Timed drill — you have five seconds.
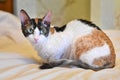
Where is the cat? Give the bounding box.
[19,9,116,71]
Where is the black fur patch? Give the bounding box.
[21,18,50,37]
[54,25,66,32]
[78,19,101,30]
[40,63,54,69]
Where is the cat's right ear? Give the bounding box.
[19,9,30,25]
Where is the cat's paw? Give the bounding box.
[39,63,54,69]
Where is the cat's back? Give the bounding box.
[63,19,100,38]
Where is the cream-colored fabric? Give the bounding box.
[0,11,120,80]
[0,11,41,62]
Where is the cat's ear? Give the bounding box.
[42,11,52,26]
[19,9,31,25]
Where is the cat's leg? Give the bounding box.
[40,58,115,70]
[40,59,65,69]
[39,59,89,69]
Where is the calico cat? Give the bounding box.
[19,9,116,71]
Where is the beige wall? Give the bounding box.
[91,0,120,29]
[91,0,101,26]
[14,0,90,26]
[115,0,120,15]
[36,0,90,26]
[14,0,37,17]
[91,0,115,29]
[115,0,120,29]
[64,0,90,24]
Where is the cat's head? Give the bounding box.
[19,9,52,44]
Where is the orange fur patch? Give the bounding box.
[75,29,104,58]
[50,27,55,34]
[74,29,115,67]
[35,18,39,24]
[93,30,115,67]
[93,55,115,68]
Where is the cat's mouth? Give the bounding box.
[34,40,38,44]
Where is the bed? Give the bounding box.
[0,10,120,80]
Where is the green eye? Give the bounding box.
[40,30,43,34]
[30,28,33,32]
[27,28,34,33]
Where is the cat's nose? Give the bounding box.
[34,38,39,42]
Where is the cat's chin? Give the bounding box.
[34,41,38,44]
[33,40,40,44]
[31,40,39,44]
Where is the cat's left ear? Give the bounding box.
[42,11,52,26]
[19,9,31,25]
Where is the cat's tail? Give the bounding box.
[40,59,114,71]
[67,59,112,71]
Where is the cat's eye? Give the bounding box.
[30,28,33,32]
[27,28,34,34]
[40,26,46,33]
[40,30,43,34]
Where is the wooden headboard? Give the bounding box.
[0,0,13,13]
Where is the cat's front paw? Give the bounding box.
[39,63,54,69]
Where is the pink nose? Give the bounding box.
[34,38,38,42]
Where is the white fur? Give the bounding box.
[79,43,110,67]
[34,28,40,39]
[27,20,96,61]
[65,20,94,38]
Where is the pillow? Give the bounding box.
[0,10,42,63]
